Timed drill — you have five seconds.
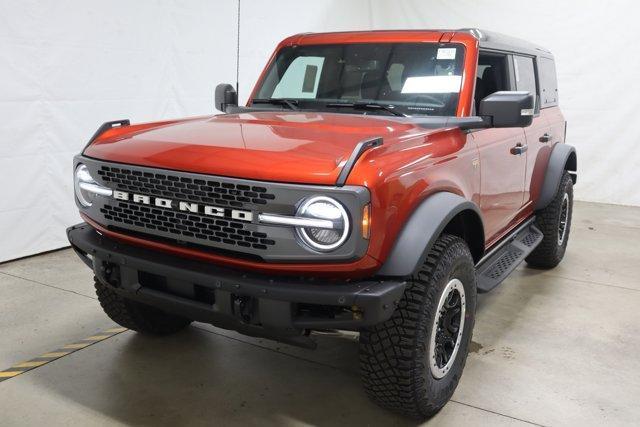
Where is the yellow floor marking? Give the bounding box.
[83,335,112,341]
[41,352,70,358]
[13,360,47,368]
[0,327,128,383]
[62,343,91,349]
[0,371,22,378]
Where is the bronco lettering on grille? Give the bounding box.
[112,190,253,222]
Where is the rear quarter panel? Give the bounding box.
[526,107,566,206]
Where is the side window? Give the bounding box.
[475,52,509,112]
[538,57,558,107]
[272,56,324,99]
[513,55,539,111]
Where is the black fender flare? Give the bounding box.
[377,192,484,277]
[535,143,577,210]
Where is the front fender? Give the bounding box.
[377,192,482,277]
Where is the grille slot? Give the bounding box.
[97,166,275,208]
[100,201,275,251]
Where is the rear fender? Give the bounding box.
[535,144,577,210]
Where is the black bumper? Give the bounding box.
[67,223,405,347]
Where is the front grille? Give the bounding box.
[79,156,368,263]
[97,166,275,208]
[93,165,281,255]
[101,200,275,251]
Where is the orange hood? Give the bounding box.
[84,111,437,185]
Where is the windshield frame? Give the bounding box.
[248,41,469,118]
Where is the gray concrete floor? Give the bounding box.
[1,200,639,426]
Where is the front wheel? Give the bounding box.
[94,278,192,335]
[359,234,477,419]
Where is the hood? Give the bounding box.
[84,111,434,185]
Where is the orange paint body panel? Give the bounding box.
[81,30,564,278]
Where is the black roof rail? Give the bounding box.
[336,137,383,187]
[82,119,130,153]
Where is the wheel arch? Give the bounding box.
[536,143,577,210]
[377,192,485,277]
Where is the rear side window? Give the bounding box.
[538,57,559,107]
[513,55,538,111]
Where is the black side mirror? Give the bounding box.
[215,83,238,112]
[479,91,534,128]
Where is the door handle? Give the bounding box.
[510,143,528,155]
[539,133,552,143]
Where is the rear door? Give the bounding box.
[472,51,527,243]
[512,55,554,208]
[529,56,565,204]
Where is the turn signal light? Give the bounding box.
[362,204,371,239]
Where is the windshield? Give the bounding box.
[254,43,465,116]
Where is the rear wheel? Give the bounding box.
[526,171,573,268]
[94,278,192,335]
[359,234,477,419]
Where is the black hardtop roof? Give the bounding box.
[293,28,554,59]
[459,28,553,58]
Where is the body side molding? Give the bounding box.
[535,143,577,210]
[377,192,483,277]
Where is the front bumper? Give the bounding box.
[67,223,405,348]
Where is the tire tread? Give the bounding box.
[359,234,475,419]
[526,171,573,268]
[95,278,192,335]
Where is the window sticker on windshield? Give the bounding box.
[436,48,456,60]
[401,75,462,94]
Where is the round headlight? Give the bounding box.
[295,196,350,252]
[74,164,97,207]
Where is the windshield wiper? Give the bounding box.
[325,102,407,117]
[251,98,299,110]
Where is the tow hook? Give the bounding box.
[232,294,256,324]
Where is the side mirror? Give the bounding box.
[215,83,238,112]
[479,91,534,128]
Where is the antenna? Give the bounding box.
[236,0,241,101]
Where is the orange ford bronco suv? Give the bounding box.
[68,29,576,418]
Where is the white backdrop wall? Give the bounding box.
[1,0,638,262]
[0,0,240,262]
[370,0,640,208]
[0,0,372,262]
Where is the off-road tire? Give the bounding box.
[526,171,573,268]
[94,277,192,335]
[359,234,477,419]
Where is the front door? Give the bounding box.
[472,51,527,242]
[472,129,527,242]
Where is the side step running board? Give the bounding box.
[476,220,543,293]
